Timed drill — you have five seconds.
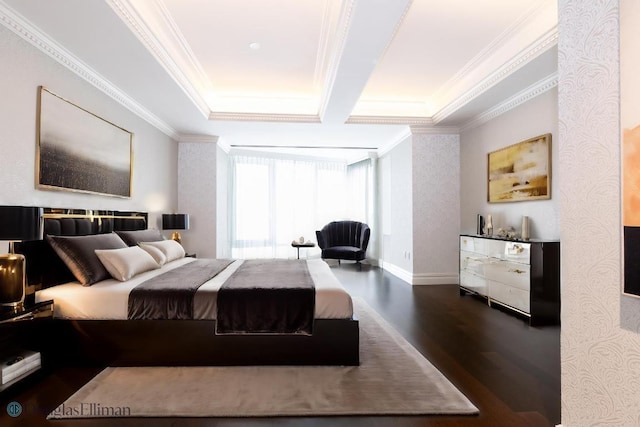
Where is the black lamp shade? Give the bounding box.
[162,214,189,230]
[0,206,43,241]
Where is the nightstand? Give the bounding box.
[0,300,53,324]
[0,300,53,392]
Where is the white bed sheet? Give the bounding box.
[35,258,353,320]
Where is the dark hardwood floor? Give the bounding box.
[0,263,560,427]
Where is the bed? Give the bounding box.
[15,209,359,367]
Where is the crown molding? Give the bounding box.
[433,26,558,124]
[460,72,557,133]
[410,125,460,135]
[209,112,321,123]
[106,0,211,118]
[0,1,178,140]
[433,0,554,102]
[178,134,219,144]
[346,115,431,125]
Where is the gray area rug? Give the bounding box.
[49,298,478,418]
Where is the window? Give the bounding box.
[229,153,374,259]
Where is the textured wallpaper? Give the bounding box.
[412,134,460,282]
[559,1,640,425]
[178,142,217,258]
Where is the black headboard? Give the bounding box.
[14,208,148,291]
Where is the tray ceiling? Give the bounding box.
[0,0,558,154]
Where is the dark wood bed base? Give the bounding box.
[14,207,360,367]
[44,318,359,367]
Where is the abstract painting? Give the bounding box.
[487,134,551,203]
[37,86,133,198]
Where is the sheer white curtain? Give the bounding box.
[229,153,348,259]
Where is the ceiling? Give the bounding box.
[0,0,558,160]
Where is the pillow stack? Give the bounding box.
[47,230,187,285]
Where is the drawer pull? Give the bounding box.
[510,269,526,274]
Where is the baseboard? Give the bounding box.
[412,273,459,285]
[381,262,458,286]
[380,262,413,284]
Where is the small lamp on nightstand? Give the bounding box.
[162,213,189,244]
[0,206,43,310]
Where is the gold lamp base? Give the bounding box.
[0,254,26,309]
[170,232,182,244]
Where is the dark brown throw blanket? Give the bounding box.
[216,259,315,335]
[128,259,233,320]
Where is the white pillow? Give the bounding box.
[138,244,167,265]
[139,239,185,263]
[95,246,160,281]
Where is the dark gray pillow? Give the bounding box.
[46,233,128,286]
[115,229,165,247]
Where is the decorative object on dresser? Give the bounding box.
[476,214,484,235]
[162,213,189,244]
[37,86,133,198]
[459,234,560,325]
[485,214,493,236]
[0,206,43,308]
[488,133,551,203]
[521,216,530,240]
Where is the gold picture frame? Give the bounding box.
[487,133,551,203]
[36,86,133,198]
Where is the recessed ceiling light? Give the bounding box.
[249,42,261,50]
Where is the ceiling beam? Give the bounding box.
[319,0,412,124]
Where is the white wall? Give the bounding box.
[0,25,177,229]
[412,134,460,284]
[178,142,217,258]
[378,136,413,277]
[460,88,559,240]
[559,1,640,426]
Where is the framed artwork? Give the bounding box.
[621,0,640,297]
[487,133,551,203]
[36,86,133,198]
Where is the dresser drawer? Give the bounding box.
[488,281,530,313]
[460,270,488,296]
[484,260,530,291]
[503,242,531,264]
[460,250,487,275]
[475,238,507,259]
[460,236,475,252]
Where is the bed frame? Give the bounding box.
[16,208,360,367]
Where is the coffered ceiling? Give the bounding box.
[0,0,558,156]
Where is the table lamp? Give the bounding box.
[162,213,189,244]
[0,206,43,309]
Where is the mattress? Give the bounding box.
[35,258,353,320]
